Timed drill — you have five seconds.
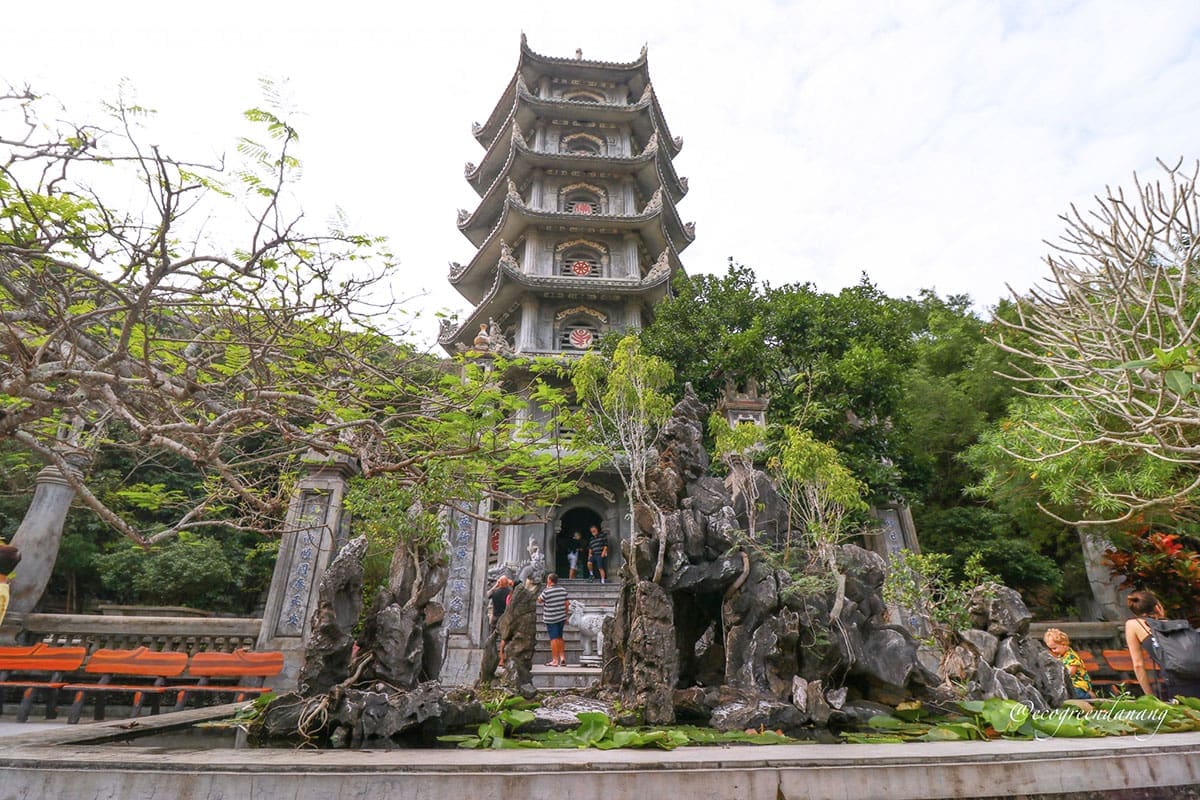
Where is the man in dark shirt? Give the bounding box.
[587,525,609,584]
[486,575,513,665]
[487,575,513,627]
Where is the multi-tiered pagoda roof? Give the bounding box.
[439,36,693,355]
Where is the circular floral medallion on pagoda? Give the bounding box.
[569,328,594,349]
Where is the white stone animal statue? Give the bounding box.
[568,600,610,659]
[516,537,545,585]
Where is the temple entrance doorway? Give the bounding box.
[556,506,602,577]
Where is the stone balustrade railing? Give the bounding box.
[14,613,262,656]
[1028,620,1124,652]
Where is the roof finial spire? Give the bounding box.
[575,48,583,60]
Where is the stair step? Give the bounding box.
[529,665,600,690]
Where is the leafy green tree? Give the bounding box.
[980,161,1200,526]
[709,412,767,537]
[92,531,274,613]
[574,335,674,582]
[0,88,584,551]
[642,266,915,503]
[768,424,868,622]
[888,293,1071,606]
[883,550,996,647]
[644,266,1072,605]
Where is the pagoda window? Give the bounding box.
[562,89,606,104]
[559,133,604,156]
[561,184,604,215]
[559,245,603,278]
[557,321,601,351]
[555,403,582,441]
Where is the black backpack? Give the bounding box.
[1143,618,1200,681]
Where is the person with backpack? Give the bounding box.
[1124,589,1200,699]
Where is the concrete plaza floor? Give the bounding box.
[1,704,1199,799]
[0,718,76,738]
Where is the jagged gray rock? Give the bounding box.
[495,581,538,694]
[366,604,425,689]
[595,383,1070,729]
[970,583,1033,637]
[994,636,1024,675]
[618,580,678,724]
[297,536,367,696]
[960,628,1000,665]
[710,695,805,732]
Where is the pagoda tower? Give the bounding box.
[436,37,693,683]
[438,35,692,356]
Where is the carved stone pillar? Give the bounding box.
[499,522,525,568]
[257,451,359,690]
[622,231,640,279]
[531,167,546,210]
[6,456,89,619]
[439,501,496,685]
[516,295,539,352]
[1079,529,1125,621]
[866,503,920,559]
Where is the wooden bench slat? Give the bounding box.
[1101,648,1159,673]
[65,647,190,723]
[4,644,283,722]
[184,649,284,678]
[170,648,282,711]
[0,645,89,722]
[81,647,188,677]
[0,644,87,672]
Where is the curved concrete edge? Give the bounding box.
[0,707,1198,800]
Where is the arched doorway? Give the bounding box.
[556,506,602,577]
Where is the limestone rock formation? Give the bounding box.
[493,580,539,694]
[297,536,367,696]
[599,382,1069,728]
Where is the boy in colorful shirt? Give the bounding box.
[1043,627,1094,699]
[0,542,20,627]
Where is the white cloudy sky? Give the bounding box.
[5,0,1200,344]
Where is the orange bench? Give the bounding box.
[1101,648,1160,695]
[63,647,189,723]
[0,644,88,721]
[170,649,283,711]
[1077,650,1126,696]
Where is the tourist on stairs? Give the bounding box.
[538,573,570,667]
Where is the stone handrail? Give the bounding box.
[1028,620,1124,652]
[16,613,262,656]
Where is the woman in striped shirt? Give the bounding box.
[538,573,570,667]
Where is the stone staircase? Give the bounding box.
[530,578,619,690]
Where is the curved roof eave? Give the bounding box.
[449,199,687,305]
[438,252,677,353]
[520,34,650,78]
[472,70,520,153]
[459,139,685,245]
[438,264,521,353]
[473,38,679,155]
[466,118,520,197]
